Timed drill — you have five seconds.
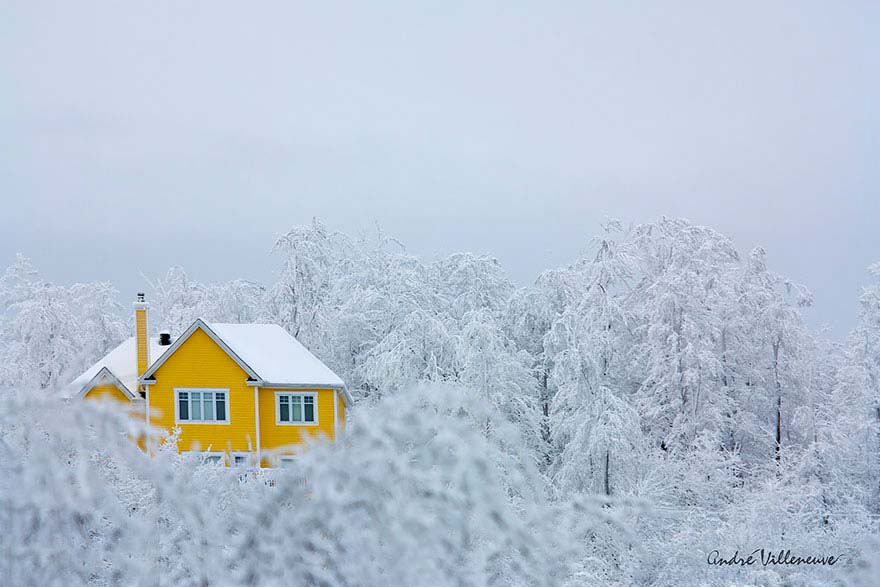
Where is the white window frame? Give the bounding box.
[275,391,319,426]
[174,388,231,425]
[193,452,226,466]
[186,451,254,468]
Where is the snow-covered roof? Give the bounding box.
[206,322,345,389]
[70,320,348,403]
[67,336,165,398]
[76,367,139,400]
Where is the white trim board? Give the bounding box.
[254,381,354,406]
[77,367,137,401]
[253,386,262,467]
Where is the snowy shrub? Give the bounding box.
[0,385,624,586]
[235,384,563,587]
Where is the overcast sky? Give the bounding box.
[1,2,878,337]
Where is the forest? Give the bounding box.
[1,217,878,586]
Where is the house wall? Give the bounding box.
[258,388,337,461]
[84,382,147,449]
[148,328,256,454]
[147,326,344,465]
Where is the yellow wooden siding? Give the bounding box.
[141,325,345,466]
[258,388,336,456]
[135,308,149,377]
[84,382,148,448]
[148,328,256,454]
[84,383,131,403]
[338,398,345,430]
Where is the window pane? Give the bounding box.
[280,397,289,422]
[216,394,226,421]
[234,455,247,467]
[191,392,202,420]
[304,397,315,422]
[179,393,189,420]
[205,455,222,465]
[204,392,215,421]
[291,397,302,422]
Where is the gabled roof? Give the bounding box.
[140,319,261,381]
[67,336,165,399]
[70,320,349,404]
[76,366,138,400]
[140,320,350,403]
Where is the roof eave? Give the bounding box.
[249,380,353,405]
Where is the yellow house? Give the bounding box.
[70,293,349,467]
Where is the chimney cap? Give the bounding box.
[133,292,148,309]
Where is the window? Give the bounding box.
[177,389,228,423]
[188,452,252,468]
[276,393,317,425]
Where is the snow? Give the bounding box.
[207,322,345,388]
[6,219,880,586]
[66,336,166,398]
[67,322,345,399]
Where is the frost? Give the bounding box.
[1,218,878,586]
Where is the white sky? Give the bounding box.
[1,1,878,337]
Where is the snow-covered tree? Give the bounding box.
[148,265,267,335]
[267,218,340,351]
[0,255,127,391]
[3,218,878,586]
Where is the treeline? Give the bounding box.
[1,217,878,585]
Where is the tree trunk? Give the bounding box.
[540,369,552,467]
[876,406,880,509]
[776,394,782,464]
[604,450,611,496]
[773,338,782,465]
